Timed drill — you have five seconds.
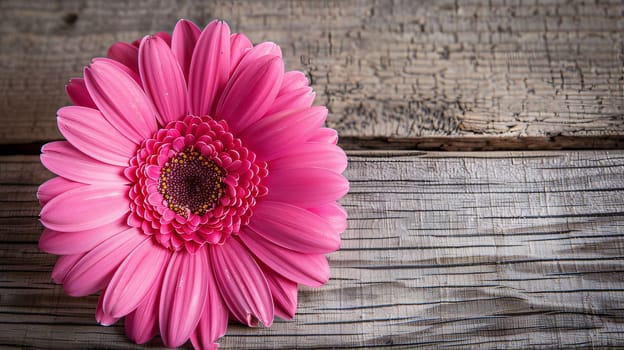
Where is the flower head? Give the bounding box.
[38,19,348,349]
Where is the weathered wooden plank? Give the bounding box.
[1,151,623,349]
[1,0,623,149]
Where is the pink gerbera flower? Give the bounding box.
[37,19,348,349]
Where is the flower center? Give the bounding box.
[159,149,224,217]
[125,115,269,252]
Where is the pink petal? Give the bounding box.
[159,248,209,347]
[37,177,84,206]
[308,127,338,144]
[63,227,147,296]
[66,78,96,108]
[41,141,127,184]
[190,259,228,350]
[103,239,171,318]
[265,85,314,117]
[236,42,282,69]
[239,107,326,161]
[240,228,330,287]
[308,203,348,235]
[57,106,138,166]
[215,55,284,134]
[92,57,142,86]
[139,35,188,125]
[154,31,172,46]
[264,167,349,207]
[38,217,127,255]
[210,238,274,327]
[229,33,252,74]
[96,287,119,326]
[40,184,130,232]
[171,19,201,81]
[259,262,298,320]
[264,71,314,116]
[125,258,168,345]
[107,42,139,75]
[281,71,310,90]
[84,59,159,143]
[192,342,218,350]
[188,20,231,117]
[51,253,86,284]
[249,201,339,254]
[269,142,348,174]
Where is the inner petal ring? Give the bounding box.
[125,115,268,252]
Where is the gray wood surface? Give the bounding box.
[1,0,623,149]
[1,152,624,349]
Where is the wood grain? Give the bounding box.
[1,0,623,149]
[1,151,623,349]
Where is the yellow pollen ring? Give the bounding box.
[157,148,226,217]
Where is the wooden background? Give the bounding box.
[1,0,624,348]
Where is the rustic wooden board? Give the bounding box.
[1,0,623,149]
[1,151,624,349]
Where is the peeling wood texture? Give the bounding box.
[1,0,624,149]
[1,152,624,349]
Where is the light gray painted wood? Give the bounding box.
[1,151,623,348]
